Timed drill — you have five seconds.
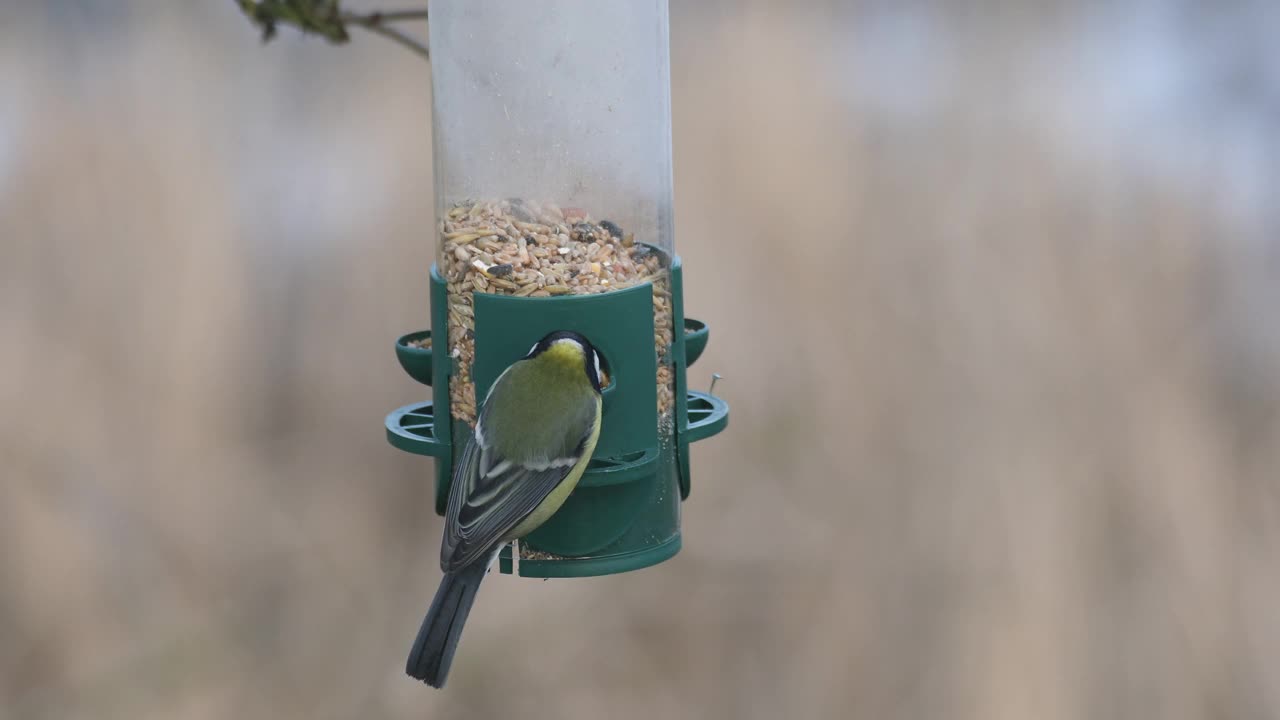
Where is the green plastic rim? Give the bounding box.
[683,318,709,366]
[385,402,673,481]
[579,448,660,487]
[385,402,448,457]
[395,330,434,386]
[498,534,681,578]
[685,390,729,443]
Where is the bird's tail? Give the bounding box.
[406,557,491,688]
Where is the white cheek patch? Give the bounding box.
[527,342,540,357]
[592,350,602,382]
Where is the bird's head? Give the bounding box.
[524,330,604,394]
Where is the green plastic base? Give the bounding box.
[385,253,728,578]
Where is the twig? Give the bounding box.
[341,11,431,60]
[354,8,428,22]
[236,2,431,61]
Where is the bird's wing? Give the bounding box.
[440,392,599,572]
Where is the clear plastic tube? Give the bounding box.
[429,0,676,428]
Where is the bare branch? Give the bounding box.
[354,8,429,23]
[341,11,431,60]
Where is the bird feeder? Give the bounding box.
[385,0,727,578]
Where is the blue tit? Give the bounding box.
[406,330,605,688]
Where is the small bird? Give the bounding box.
[406,330,605,688]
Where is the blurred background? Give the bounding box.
[3,1,1280,718]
